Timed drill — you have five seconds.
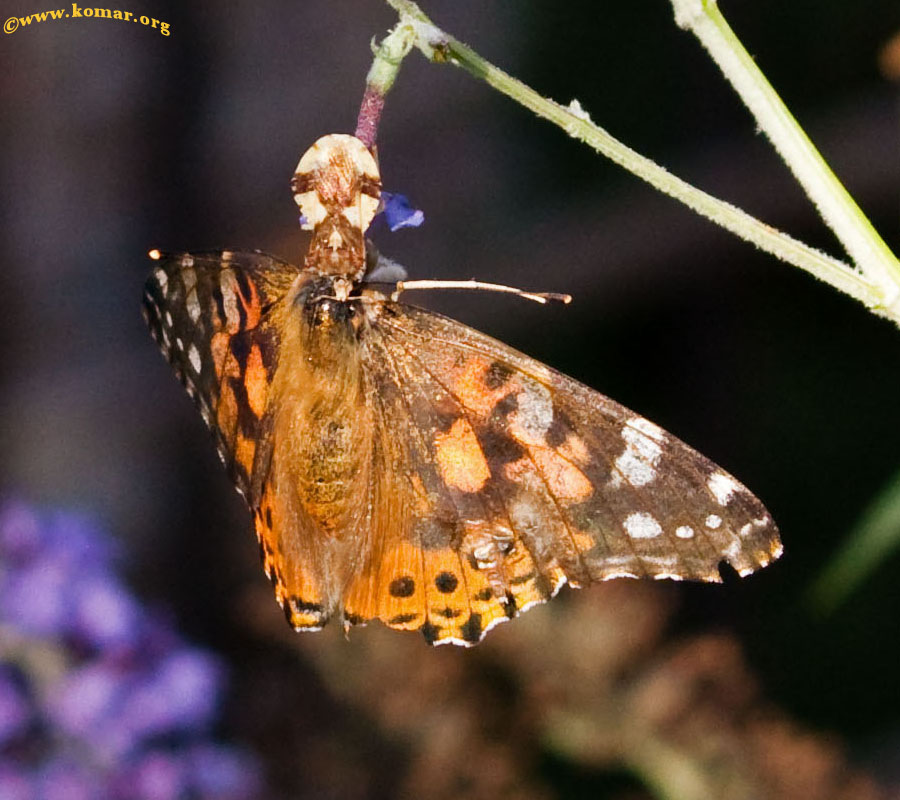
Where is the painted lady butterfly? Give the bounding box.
[142,134,782,646]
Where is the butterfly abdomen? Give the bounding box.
[275,291,372,535]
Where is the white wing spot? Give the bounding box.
[675,525,694,539]
[739,516,772,538]
[611,417,663,488]
[510,380,554,445]
[644,554,677,568]
[623,512,663,539]
[153,267,168,293]
[188,344,202,374]
[175,337,184,352]
[708,471,739,505]
[724,538,742,563]
[220,271,239,329]
[164,311,173,328]
[182,266,197,297]
[186,292,201,323]
[705,514,723,529]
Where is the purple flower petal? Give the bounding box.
[0,670,30,745]
[187,745,262,800]
[72,576,142,650]
[44,660,128,740]
[44,512,116,570]
[119,649,223,743]
[36,759,104,800]
[0,559,71,636]
[0,761,34,800]
[0,504,44,562]
[380,192,424,231]
[118,751,187,800]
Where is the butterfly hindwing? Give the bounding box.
[342,324,542,645]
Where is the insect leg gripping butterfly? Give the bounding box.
[143,134,782,647]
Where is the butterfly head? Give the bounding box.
[288,273,367,353]
[291,134,382,281]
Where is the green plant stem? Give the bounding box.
[365,21,415,96]
[670,0,900,315]
[808,466,900,614]
[382,0,900,325]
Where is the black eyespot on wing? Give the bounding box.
[434,572,458,593]
[389,576,416,598]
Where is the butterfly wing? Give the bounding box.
[143,251,374,632]
[341,301,782,645]
[142,250,298,503]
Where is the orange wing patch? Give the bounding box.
[434,418,491,493]
[210,332,230,380]
[245,344,268,418]
[448,358,512,416]
[234,430,257,478]
[255,483,333,631]
[343,537,426,632]
[528,448,593,503]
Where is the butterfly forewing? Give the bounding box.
[372,303,782,586]
[142,250,297,503]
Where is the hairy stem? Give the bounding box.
[356,21,417,147]
[670,0,900,314]
[382,0,900,325]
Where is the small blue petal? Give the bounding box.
[380,192,424,231]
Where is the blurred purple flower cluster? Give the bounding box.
[0,502,263,800]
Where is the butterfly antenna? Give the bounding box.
[393,279,572,306]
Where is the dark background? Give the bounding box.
[3,1,900,797]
